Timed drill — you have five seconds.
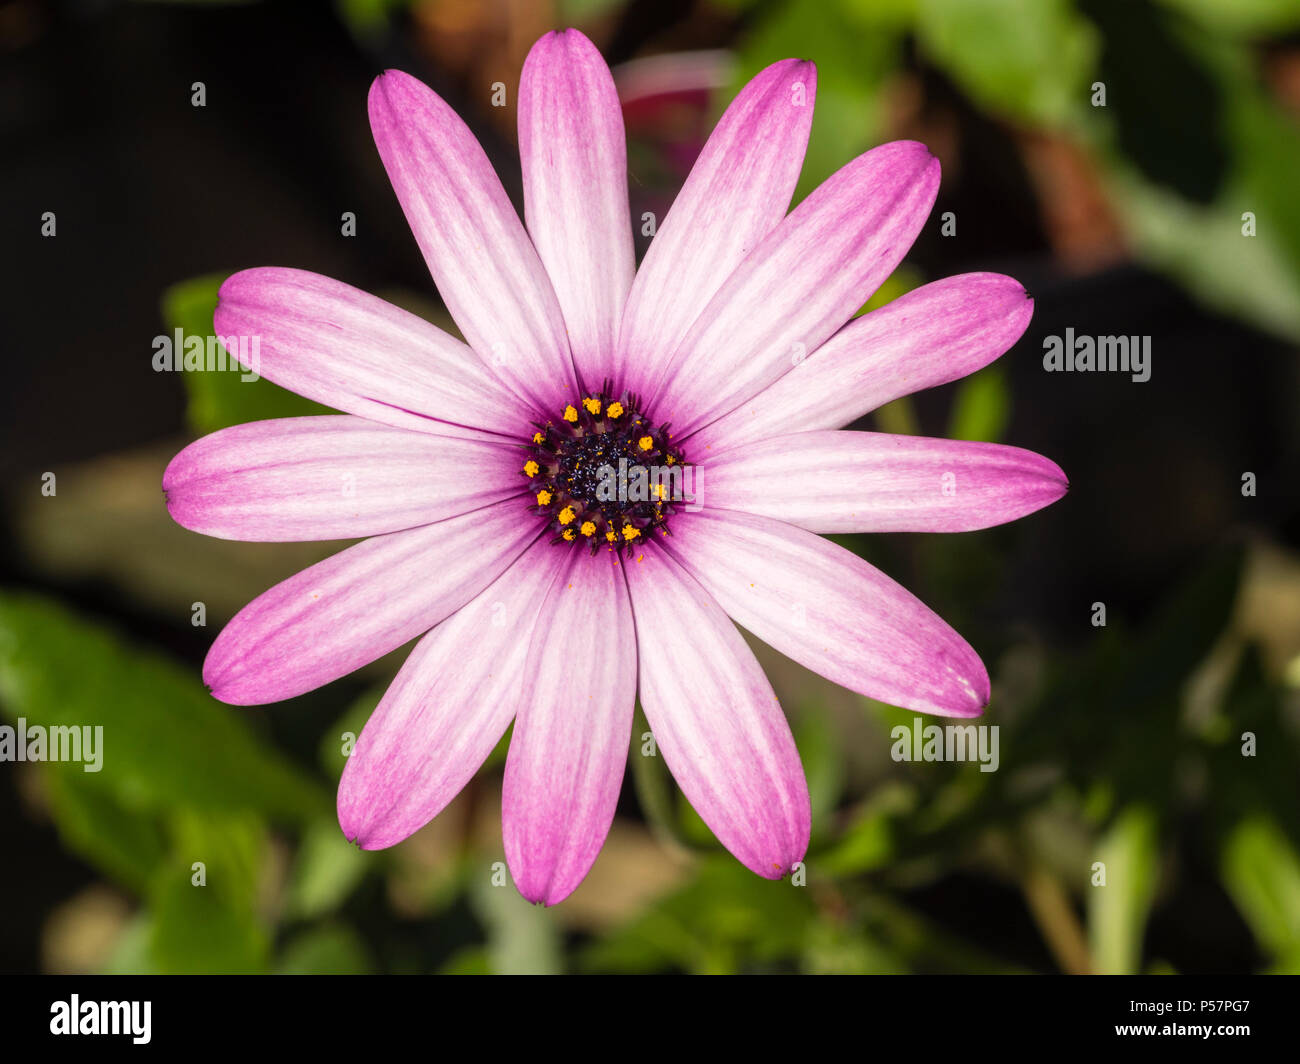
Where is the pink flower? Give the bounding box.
[163,29,1066,904]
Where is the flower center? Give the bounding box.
[523,386,688,553]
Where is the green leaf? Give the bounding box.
[1097,27,1300,342]
[147,864,269,974]
[0,590,328,824]
[318,686,383,776]
[169,809,268,914]
[1157,0,1300,36]
[820,783,915,875]
[791,701,845,833]
[1231,92,1300,286]
[470,873,563,975]
[42,770,168,894]
[858,264,925,317]
[101,915,158,976]
[1014,545,1245,805]
[800,917,906,974]
[1108,170,1300,342]
[1220,814,1300,960]
[581,857,817,974]
[144,812,274,975]
[730,0,903,203]
[161,274,329,435]
[947,364,1011,443]
[840,0,919,30]
[1088,805,1159,975]
[277,924,374,974]
[917,0,1098,127]
[437,946,491,974]
[629,706,684,847]
[284,819,373,921]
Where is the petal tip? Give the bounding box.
[514,874,576,907]
[205,681,249,707]
[368,68,426,120]
[1036,454,1070,500]
[202,648,251,706]
[747,840,809,881]
[336,808,384,851]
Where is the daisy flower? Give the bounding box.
[163,30,1067,904]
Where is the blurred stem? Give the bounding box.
[1020,863,1093,975]
[873,396,919,436]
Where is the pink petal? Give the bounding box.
[519,29,634,390]
[502,550,636,904]
[338,538,568,850]
[704,430,1068,533]
[625,549,809,878]
[651,141,941,436]
[164,415,523,542]
[214,268,531,441]
[692,273,1033,453]
[617,59,816,396]
[369,70,579,414]
[665,510,989,717]
[204,499,541,705]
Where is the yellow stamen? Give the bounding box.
[532,431,544,444]
[558,506,576,525]
[563,404,578,422]
[562,529,576,541]
[605,530,617,543]
[622,525,641,541]
[638,436,654,451]
[582,397,601,415]
[666,455,676,464]
[580,521,596,537]
[523,460,539,478]
[606,402,624,419]
[536,489,553,506]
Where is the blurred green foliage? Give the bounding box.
[5,532,1295,972]
[4,0,1299,974]
[163,275,329,435]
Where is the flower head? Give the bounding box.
[163,29,1066,904]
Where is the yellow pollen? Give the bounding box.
[580,521,596,537]
[558,506,576,525]
[536,489,553,506]
[638,436,654,451]
[523,460,539,478]
[563,404,578,422]
[622,525,641,541]
[606,402,624,419]
[532,431,544,444]
[582,397,601,415]
[562,529,576,541]
[605,530,617,543]
[651,483,666,500]
[666,455,676,464]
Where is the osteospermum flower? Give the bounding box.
[163,30,1067,904]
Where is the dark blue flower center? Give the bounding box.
[521,386,688,553]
